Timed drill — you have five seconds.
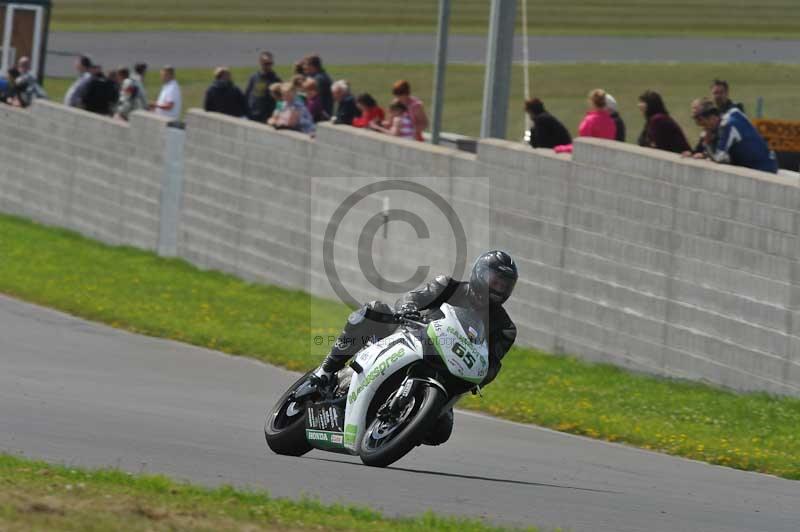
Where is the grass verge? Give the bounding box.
[50,0,800,39]
[1,214,799,480]
[0,453,531,531]
[45,63,800,140]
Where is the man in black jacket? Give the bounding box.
[310,251,518,445]
[711,79,745,115]
[83,65,118,116]
[204,67,248,117]
[525,98,572,149]
[244,52,281,122]
[331,80,360,125]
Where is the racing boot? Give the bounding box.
[422,408,454,446]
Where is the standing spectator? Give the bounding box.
[710,79,744,114]
[83,64,118,115]
[692,99,777,173]
[131,62,149,109]
[331,80,359,125]
[12,57,46,108]
[203,67,248,117]
[268,82,315,135]
[636,90,690,153]
[114,67,145,121]
[684,98,716,157]
[303,78,329,122]
[391,80,428,141]
[64,55,93,108]
[352,93,385,128]
[244,51,282,123]
[524,97,571,149]
[150,66,182,120]
[578,89,617,140]
[605,93,626,142]
[369,101,415,139]
[303,55,333,116]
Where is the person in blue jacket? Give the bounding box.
[693,99,778,174]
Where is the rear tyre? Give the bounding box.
[359,384,446,468]
[264,371,314,456]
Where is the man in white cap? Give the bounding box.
[605,93,626,142]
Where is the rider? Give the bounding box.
[310,250,518,445]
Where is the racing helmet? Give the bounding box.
[468,250,518,306]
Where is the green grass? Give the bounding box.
[45,63,800,140]
[0,453,533,531]
[50,0,800,38]
[1,213,799,480]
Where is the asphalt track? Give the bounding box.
[45,32,800,77]
[1,294,799,531]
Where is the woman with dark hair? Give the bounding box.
[637,90,690,153]
[353,93,385,128]
[524,97,571,149]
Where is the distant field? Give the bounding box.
[45,62,800,140]
[51,0,800,38]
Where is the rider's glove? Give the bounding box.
[397,302,421,321]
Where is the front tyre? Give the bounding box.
[359,384,446,468]
[264,371,314,457]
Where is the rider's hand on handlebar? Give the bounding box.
[396,302,421,322]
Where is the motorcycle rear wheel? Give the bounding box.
[264,371,314,456]
[359,384,446,468]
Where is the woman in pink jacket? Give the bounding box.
[555,89,617,153]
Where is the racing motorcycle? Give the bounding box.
[265,303,489,467]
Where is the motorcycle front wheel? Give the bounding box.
[359,383,446,468]
[264,371,314,457]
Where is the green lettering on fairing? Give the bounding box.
[347,348,405,405]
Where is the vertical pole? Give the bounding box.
[431,0,451,145]
[480,0,517,139]
[756,96,764,119]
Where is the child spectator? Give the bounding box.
[391,80,428,141]
[637,90,690,153]
[692,98,777,173]
[244,51,282,123]
[524,97,571,149]
[605,93,626,142]
[353,93,385,128]
[203,67,248,117]
[268,82,315,135]
[331,80,359,125]
[710,79,744,114]
[303,78,329,122]
[369,101,415,139]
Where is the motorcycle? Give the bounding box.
[265,303,489,467]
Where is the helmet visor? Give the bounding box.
[481,269,516,303]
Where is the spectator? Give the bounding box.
[524,97,571,149]
[636,90,690,153]
[83,64,118,115]
[303,54,333,116]
[684,98,716,157]
[3,67,21,106]
[0,73,11,103]
[267,81,315,135]
[203,67,248,117]
[369,101,415,139]
[578,89,617,140]
[692,98,777,173]
[352,93,385,128]
[268,82,283,114]
[605,93,626,142]
[291,74,307,103]
[303,78,329,122]
[131,62,148,109]
[64,55,93,108]
[12,57,46,108]
[391,80,428,141]
[331,80,359,125]
[710,79,744,114]
[114,67,145,121]
[150,65,182,120]
[244,51,282,123]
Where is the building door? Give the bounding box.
[1,3,46,80]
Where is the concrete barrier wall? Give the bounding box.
[1,102,797,396]
[0,100,172,250]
